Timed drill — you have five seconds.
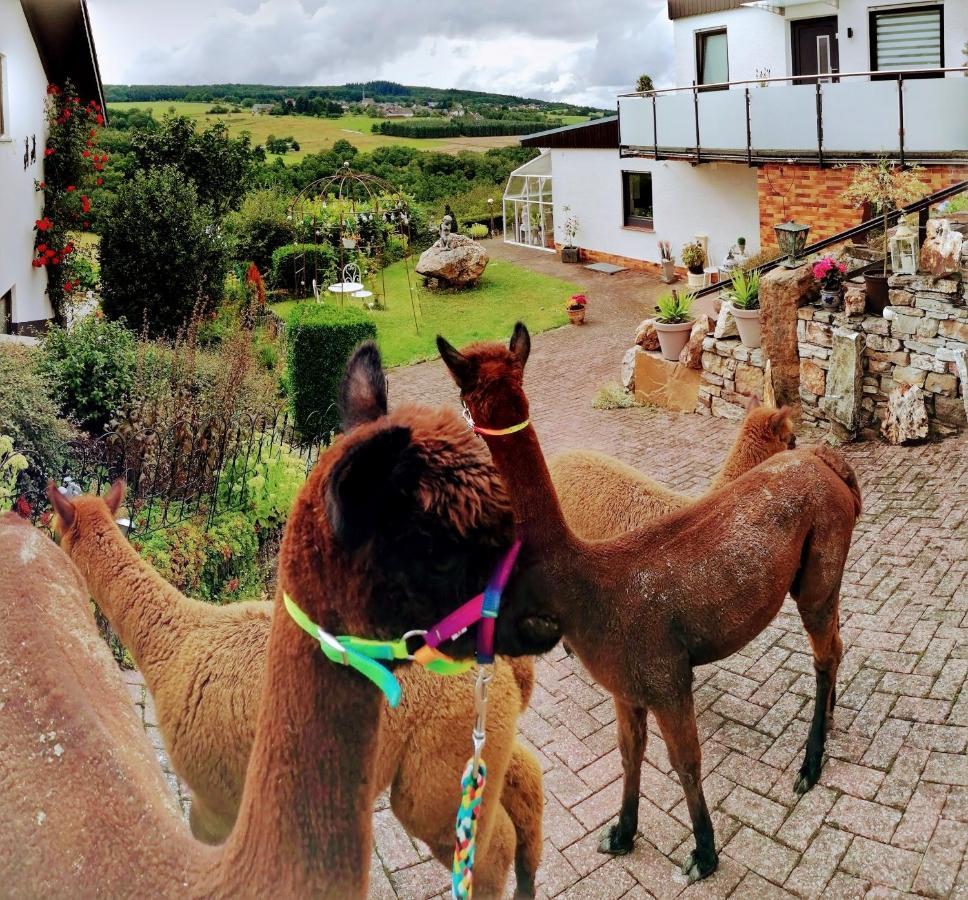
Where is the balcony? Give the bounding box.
[618,69,968,166]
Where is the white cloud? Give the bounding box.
[87,0,673,107]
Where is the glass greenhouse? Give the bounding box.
[503,153,554,251]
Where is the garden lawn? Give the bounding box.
[270,257,575,367]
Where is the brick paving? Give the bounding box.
[130,243,967,898]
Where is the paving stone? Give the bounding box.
[783,826,852,899]
[840,836,922,892]
[724,826,800,885]
[827,794,901,842]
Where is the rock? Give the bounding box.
[882,384,929,444]
[678,314,710,369]
[800,359,826,396]
[634,318,660,351]
[713,301,738,339]
[925,372,957,395]
[415,235,489,286]
[822,327,865,434]
[761,263,815,412]
[621,346,643,392]
[763,359,777,408]
[844,289,867,316]
[735,362,763,397]
[940,319,968,343]
[919,219,964,278]
[892,365,927,387]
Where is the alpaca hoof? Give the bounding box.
[598,823,634,855]
[794,759,821,795]
[682,848,718,883]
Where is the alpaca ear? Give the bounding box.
[509,322,531,367]
[770,407,795,444]
[325,425,420,549]
[104,479,126,516]
[746,395,762,411]
[436,335,477,389]
[339,342,388,431]
[46,480,75,531]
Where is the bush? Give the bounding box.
[464,223,489,240]
[224,190,296,272]
[39,316,137,433]
[286,303,377,438]
[100,167,229,337]
[270,243,338,294]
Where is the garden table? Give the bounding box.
[328,281,364,295]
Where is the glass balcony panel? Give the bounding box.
[655,93,697,150]
[749,85,817,154]
[903,79,968,153]
[823,81,900,154]
[697,89,747,151]
[618,97,654,148]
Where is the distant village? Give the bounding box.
[248,94,551,120]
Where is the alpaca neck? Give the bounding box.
[216,599,382,897]
[708,427,760,491]
[480,425,570,549]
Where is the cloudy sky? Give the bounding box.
[87,0,674,108]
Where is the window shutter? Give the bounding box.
[874,7,942,71]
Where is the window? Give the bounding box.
[622,172,653,228]
[870,5,944,78]
[696,29,728,89]
[1,288,12,335]
[0,54,7,138]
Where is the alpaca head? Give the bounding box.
[287,341,556,656]
[47,479,126,561]
[436,321,531,432]
[741,397,796,454]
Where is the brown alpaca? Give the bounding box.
[2,343,555,896]
[438,324,861,882]
[549,400,796,541]
[54,354,544,897]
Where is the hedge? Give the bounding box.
[285,303,377,438]
[377,119,560,139]
[270,243,338,294]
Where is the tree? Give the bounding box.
[100,167,228,337]
[636,74,655,94]
[130,116,256,214]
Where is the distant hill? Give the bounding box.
[103,81,607,117]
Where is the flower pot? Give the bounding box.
[864,273,889,315]
[654,320,693,361]
[567,307,586,325]
[819,287,842,310]
[561,246,580,264]
[732,306,762,348]
[660,259,676,284]
[687,271,706,289]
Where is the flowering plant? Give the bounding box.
[658,240,673,262]
[566,293,587,311]
[812,256,847,291]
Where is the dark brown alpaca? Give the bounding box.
[3,344,554,896]
[437,323,861,882]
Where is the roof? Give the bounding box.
[20,0,105,114]
[667,0,744,19]
[520,116,618,150]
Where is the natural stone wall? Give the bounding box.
[696,338,767,420]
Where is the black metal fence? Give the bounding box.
[2,409,328,537]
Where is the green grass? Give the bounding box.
[108,101,524,161]
[270,256,575,367]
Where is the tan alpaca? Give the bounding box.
[549,401,796,541]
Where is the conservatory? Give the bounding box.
[503,153,554,251]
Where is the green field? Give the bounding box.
[108,101,535,161]
[270,256,575,367]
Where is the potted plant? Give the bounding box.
[653,290,694,360]
[812,256,847,310]
[724,268,761,348]
[681,241,706,289]
[841,160,925,314]
[658,240,676,283]
[566,293,587,325]
[561,207,580,263]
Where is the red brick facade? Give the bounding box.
[757,163,968,249]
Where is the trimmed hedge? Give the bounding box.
[270,243,338,294]
[286,303,377,438]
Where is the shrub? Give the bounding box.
[654,291,695,324]
[286,303,377,438]
[592,383,637,410]
[723,269,760,311]
[270,243,338,294]
[464,223,489,239]
[100,167,228,337]
[38,316,137,432]
[224,190,296,272]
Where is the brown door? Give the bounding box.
[792,17,840,83]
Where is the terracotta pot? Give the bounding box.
[732,306,762,348]
[567,307,586,325]
[864,273,889,314]
[661,259,676,284]
[654,319,693,360]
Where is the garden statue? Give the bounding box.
[436,214,455,249]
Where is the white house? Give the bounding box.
[506,0,968,273]
[1,0,104,335]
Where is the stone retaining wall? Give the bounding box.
[696,339,767,420]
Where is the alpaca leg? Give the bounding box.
[792,582,843,795]
[598,700,648,855]
[653,697,717,883]
[501,744,543,897]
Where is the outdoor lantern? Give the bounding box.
[774,221,810,267]
[889,223,919,276]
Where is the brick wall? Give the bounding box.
[757,164,968,249]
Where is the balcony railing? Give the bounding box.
[618,68,968,166]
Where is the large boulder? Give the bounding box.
[634,318,660,351]
[882,384,928,444]
[415,235,489,286]
[919,219,963,278]
[679,314,711,369]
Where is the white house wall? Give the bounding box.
[672,0,967,87]
[549,149,760,269]
[0,0,49,329]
